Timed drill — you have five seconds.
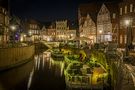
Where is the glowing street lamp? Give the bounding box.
[28,31,33,42]
[10,25,17,43]
[125,19,132,56]
[99,30,102,43]
[99,30,102,34]
[29,31,32,35]
[24,34,26,37]
[10,25,16,31]
[125,20,130,27]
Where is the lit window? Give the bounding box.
[130,4,133,12]
[125,6,127,14]
[2,8,4,13]
[120,8,122,15]
[113,13,116,19]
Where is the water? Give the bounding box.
[0,50,66,90]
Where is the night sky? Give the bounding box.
[1,0,122,22]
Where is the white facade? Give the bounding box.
[97,4,112,43]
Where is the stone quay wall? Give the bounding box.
[0,45,35,71]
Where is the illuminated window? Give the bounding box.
[120,8,122,15]
[113,13,116,19]
[120,35,122,44]
[2,8,4,13]
[125,6,127,14]
[130,4,133,12]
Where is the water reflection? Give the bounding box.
[29,51,66,90]
[27,68,34,90]
[0,50,66,90]
[0,60,34,90]
[33,51,65,77]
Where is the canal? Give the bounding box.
[0,50,66,90]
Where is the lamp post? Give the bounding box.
[125,19,131,56]
[29,31,32,42]
[10,25,16,43]
[99,30,102,43]
[23,34,26,42]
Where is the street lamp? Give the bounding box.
[10,25,16,31]
[23,34,26,42]
[125,19,132,56]
[10,25,16,43]
[99,30,102,43]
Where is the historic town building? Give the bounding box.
[25,19,41,42]
[80,13,96,43]
[0,7,9,45]
[55,20,76,41]
[97,4,112,43]
[79,2,119,44]
[55,20,69,41]
[119,0,135,47]
[41,20,76,41]
[41,26,47,41]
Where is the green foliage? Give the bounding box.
[79,50,86,61]
[90,51,107,69]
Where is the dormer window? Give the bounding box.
[113,13,116,19]
[120,8,122,15]
[130,4,133,12]
[125,6,127,14]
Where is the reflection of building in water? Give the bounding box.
[0,60,34,90]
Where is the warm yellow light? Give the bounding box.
[29,31,32,35]
[99,30,102,34]
[10,25,16,31]
[20,37,23,42]
[125,20,130,26]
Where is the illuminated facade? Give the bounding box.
[56,20,69,41]
[79,3,119,44]
[97,4,112,43]
[42,20,76,41]
[46,28,56,41]
[41,26,47,41]
[80,14,96,43]
[0,7,9,45]
[66,30,76,40]
[26,19,41,42]
[119,0,135,47]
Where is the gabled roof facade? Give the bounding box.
[79,2,119,23]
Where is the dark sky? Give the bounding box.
[1,0,122,22]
